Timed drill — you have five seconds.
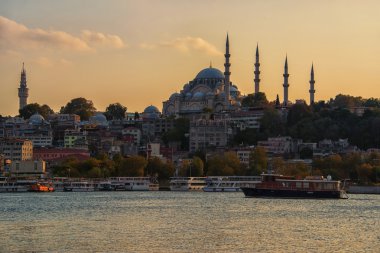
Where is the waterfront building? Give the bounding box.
[0,137,33,161]
[189,116,231,152]
[10,160,46,178]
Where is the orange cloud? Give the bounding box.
[140,36,222,56]
[0,16,125,52]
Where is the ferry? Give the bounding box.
[29,182,55,192]
[63,181,95,192]
[169,177,207,191]
[203,176,261,192]
[109,177,152,191]
[241,174,348,199]
[0,178,36,193]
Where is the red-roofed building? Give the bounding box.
[33,147,90,161]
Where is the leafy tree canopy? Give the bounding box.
[60,97,96,121]
[105,103,127,120]
[19,103,54,119]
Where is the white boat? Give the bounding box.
[109,177,151,191]
[51,177,68,192]
[63,181,95,192]
[94,180,113,191]
[169,177,207,191]
[0,178,37,193]
[203,176,261,192]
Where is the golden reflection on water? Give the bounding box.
[0,193,379,253]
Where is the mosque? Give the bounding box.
[161,34,316,117]
[162,35,243,117]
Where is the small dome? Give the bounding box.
[185,92,192,98]
[193,91,205,99]
[195,67,225,80]
[170,93,180,100]
[206,92,214,96]
[92,113,107,122]
[144,105,160,114]
[29,113,45,124]
[230,86,238,92]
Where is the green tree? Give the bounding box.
[105,103,127,120]
[191,156,204,176]
[207,152,241,176]
[118,156,147,176]
[242,92,269,108]
[19,103,54,119]
[248,147,267,175]
[60,97,96,121]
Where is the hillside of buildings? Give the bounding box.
[1,93,380,185]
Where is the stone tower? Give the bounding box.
[254,44,260,94]
[309,63,315,104]
[224,34,231,107]
[18,63,29,110]
[283,56,289,106]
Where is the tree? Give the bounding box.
[19,103,54,119]
[146,157,174,180]
[248,147,267,175]
[242,92,269,108]
[105,103,127,120]
[60,97,96,120]
[118,156,147,176]
[207,152,241,176]
[191,156,204,176]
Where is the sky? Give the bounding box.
[0,0,379,116]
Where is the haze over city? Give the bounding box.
[1,0,379,116]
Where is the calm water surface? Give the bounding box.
[0,192,379,253]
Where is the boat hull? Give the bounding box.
[203,187,241,192]
[241,188,346,199]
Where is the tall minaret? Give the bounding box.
[309,63,315,104]
[18,63,29,110]
[254,44,260,94]
[224,33,231,107]
[283,56,289,106]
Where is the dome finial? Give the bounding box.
[209,61,212,68]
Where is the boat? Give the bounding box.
[241,174,348,199]
[63,181,95,192]
[0,178,36,193]
[109,177,152,191]
[169,177,207,191]
[203,176,261,192]
[94,181,113,191]
[28,182,55,192]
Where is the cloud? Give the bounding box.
[0,16,125,52]
[81,30,126,49]
[32,57,73,68]
[140,36,222,56]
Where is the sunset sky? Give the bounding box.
[1,0,379,116]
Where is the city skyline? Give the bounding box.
[1,0,380,116]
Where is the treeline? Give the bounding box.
[236,93,380,150]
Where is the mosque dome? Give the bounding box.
[90,113,108,126]
[170,92,180,100]
[144,105,160,114]
[195,67,225,80]
[143,105,160,119]
[29,113,45,124]
[185,92,192,98]
[193,91,205,99]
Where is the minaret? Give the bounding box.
[309,63,315,104]
[224,34,231,107]
[275,94,281,108]
[18,63,29,110]
[254,44,260,94]
[283,56,289,106]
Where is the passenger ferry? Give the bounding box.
[109,177,151,191]
[0,177,36,193]
[63,181,95,192]
[203,176,261,192]
[29,182,55,192]
[169,177,207,191]
[241,174,348,199]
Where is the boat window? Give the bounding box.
[296,182,302,188]
[303,182,309,188]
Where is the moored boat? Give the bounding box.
[241,174,348,199]
[203,176,261,192]
[169,177,206,191]
[63,181,95,192]
[29,182,55,192]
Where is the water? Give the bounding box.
[0,192,379,253]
